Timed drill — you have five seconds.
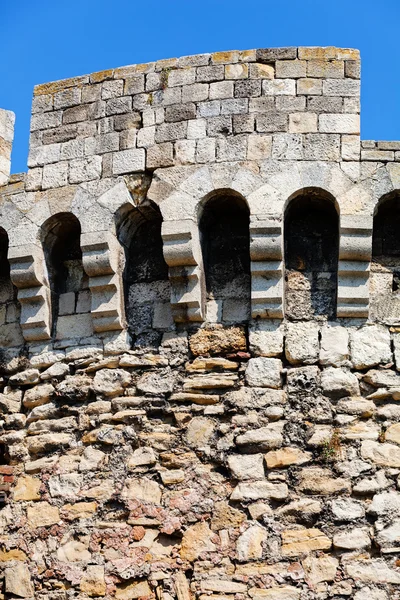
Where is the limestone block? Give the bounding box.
[361,441,400,467]
[5,563,34,598]
[289,112,318,133]
[350,325,392,369]
[55,313,93,340]
[249,587,300,600]
[231,480,288,501]
[180,521,216,561]
[298,468,351,495]
[262,79,296,95]
[236,423,284,451]
[319,323,349,366]
[80,565,106,597]
[345,560,400,584]
[331,497,365,521]
[319,113,360,134]
[245,357,282,388]
[249,321,284,357]
[333,527,370,550]
[13,474,41,501]
[285,322,319,365]
[302,555,338,585]
[115,581,152,600]
[27,501,60,527]
[228,453,265,480]
[122,477,161,504]
[281,528,331,556]
[321,366,359,398]
[265,447,312,469]
[210,501,245,530]
[236,524,268,561]
[185,417,215,449]
[112,148,145,174]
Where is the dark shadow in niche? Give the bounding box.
[41,213,88,337]
[284,188,339,321]
[199,191,250,323]
[371,192,400,322]
[0,228,20,329]
[117,202,171,348]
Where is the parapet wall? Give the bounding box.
[0,47,400,600]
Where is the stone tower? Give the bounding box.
[0,47,399,599]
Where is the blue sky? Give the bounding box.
[2,0,399,173]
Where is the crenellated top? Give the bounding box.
[1,47,400,352]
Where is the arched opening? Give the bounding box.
[284,189,339,320]
[199,191,250,323]
[117,202,171,347]
[0,228,22,347]
[42,213,89,337]
[371,192,400,323]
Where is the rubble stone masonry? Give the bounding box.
[0,46,400,599]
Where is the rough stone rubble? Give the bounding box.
[0,46,399,599]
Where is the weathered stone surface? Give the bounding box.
[345,560,400,584]
[231,481,288,501]
[236,423,284,450]
[5,563,34,598]
[333,526,370,549]
[302,554,338,585]
[350,325,392,369]
[80,565,106,597]
[298,468,351,495]
[361,440,400,467]
[185,417,215,449]
[210,501,245,530]
[249,587,300,600]
[27,501,60,527]
[180,522,216,561]
[115,581,152,600]
[236,524,268,561]
[281,528,331,556]
[285,321,319,364]
[13,474,41,501]
[265,447,312,469]
[331,497,365,521]
[228,453,265,479]
[122,478,162,504]
[320,324,349,366]
[321,366,359,398]
[245,357,282,388]
[189,326,247,356]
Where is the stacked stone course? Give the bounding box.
[0,46,400,599]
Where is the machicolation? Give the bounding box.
[0,46,400,599]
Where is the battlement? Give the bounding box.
[0,46,398,352]
[1,48,400,600]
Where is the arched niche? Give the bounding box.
[0,228,22,347]
[284,188,339,321]
[116,202,171,347]
[370,191,400,323]
[41,213,91,338]
[199,190,251,323]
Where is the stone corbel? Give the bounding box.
[250,219,283,319]
[162,219,205,322]
[81,231,125,332]
[337,215,372,318]
[8,244,51,341]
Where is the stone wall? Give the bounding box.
[0,46,400,599]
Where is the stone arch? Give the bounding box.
[370,190,400,323]
[284,188,339,321]
[41,213,92,339]
[198,189,250,323]
[116,201,172,347]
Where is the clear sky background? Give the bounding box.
[1,0,397,174]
